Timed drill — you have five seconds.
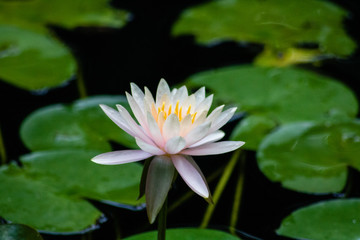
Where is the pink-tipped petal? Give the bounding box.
[146,155,174,223]
[156,78,171,104]
[171,155,210,198]
[210,107,237,132]
[184,122,211,146]
[117,104,154,145]
[189,130,225,148]
[91,150,152,165]
[181,141,245,156]
[99,104,135,137]
[135,137,165,155]
[147,112,165,148]
[162,113,180,141]
[164,136,186,154]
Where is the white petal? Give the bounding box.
[144,87,155,110]
[156,78,171,104]
[99,104,135,137]
[194,87,205,104]
[130,83,145,112]
[181,141,245,156]
[206,105,224,123]
[172,86,188,104]
[164,136,186,154]
[126,92,148,131]
[91,150,152,165]
[210,107,237,132]
[171,155,210,198]
[135,137,165,155]
[162,113,180,141]
[192,111,208,128]
[189,130,225,148]
[195,94,213,113]
[147,112,165,148]
[116,104,154,145]
[184,122,211,146]
[146,155,174,223]
[179,114,193,136]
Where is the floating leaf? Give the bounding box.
[277,199,360,240]
[0,224,43,240]
[187,65,358,149]
[0,24,76,90]
[173,0,356,65]
[0,149,144,233]
[0,0,129,90]
[257,120,360,193]
[124,228,242,240]
[20,95,137,152]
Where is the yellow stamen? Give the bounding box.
[168,104,172,115]
[179,107,183,121]
[161,102,165,112]
[175,101,179,115]
[191,112,197,123]
[187,105,192,115]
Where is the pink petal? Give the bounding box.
[146,155,174,223]
[189,130,225,148]
[135,137,165,155]
[164,136,186,154]
[116,104,154,145]
[162,113,180,141]
[171,155,210,198]
[156,78,171,104]
[184,122,211,146]
[210,107,237,132]
[181,141,245,156]
[91,150,152,165]
[147,112,165,148]
[99,104,135,137]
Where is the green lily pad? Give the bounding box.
[173,0,356,65]
[0,24,76,90]
[277,199,360,240]
[0,0,129,90]
[230,115,277,150]
[20,95,137,152]
[0,224,43,240]
[257,120,360,193]
[0,0,129,30]
[124,228,242,240]
[187,65,358,150]
[0,149,144,233]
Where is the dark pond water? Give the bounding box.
[0,0,360,239]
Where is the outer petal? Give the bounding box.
[171,155,210,199]
[130,83,145,112]
[184,122,211,146]
[146,155,175,223]
[164,136,186,154]
[206,105,224,123]
[156,78,171,104]
[126,92,148,131]
[91,150,152,165]
[194,94,213,113]
[135,137,165,155]
[181,141,245,156]
[162,113,180,141]
[210,107,237,132]
[189,130,225,148]
[194,86,205,104]
[117,104,154,145]
[99,104,135,137]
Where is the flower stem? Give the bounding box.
[77,67,87,99]
[0,124,7,165]
[230,154,246,234]
[157,197,168,240]
[200,149,241,228]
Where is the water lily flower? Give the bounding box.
[92,79,245,223]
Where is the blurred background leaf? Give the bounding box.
[257,120,360,193]
[277,199,360,240]
[172,0,356,66]
[0,224,43,240]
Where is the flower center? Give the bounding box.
[151,100,197,124]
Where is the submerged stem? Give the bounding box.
[200,149,241,228]
[0,124,7,165]
[157,197,168,240]
[230,154,246,234]
[77,67,87,99]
